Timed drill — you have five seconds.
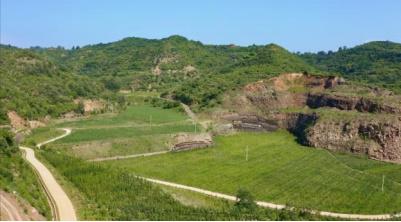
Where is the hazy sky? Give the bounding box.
[1,0,401,52]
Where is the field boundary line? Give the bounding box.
[324,150,401,187]
[89,150,169,162]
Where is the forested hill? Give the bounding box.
[300,41,401,93]
[0,45,112,124]
[1,35,317,124]
[2,36,401,124]
[30,35,317,110]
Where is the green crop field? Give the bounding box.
[103,131,401,214]
[39,148,324,220]
[56,124,195,143]
[23,127,65,146]
[35,104,198,159]
[57,105,189,129]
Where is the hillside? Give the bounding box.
[213,73,401,163]
[0,45,122,125]
[3,37,401,124]
[32,35,318,111]
[300,41,401,93]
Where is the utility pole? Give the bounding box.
[149,115,152,130]
[246,145,249,161]
[382,175,385,192]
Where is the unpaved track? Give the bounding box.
[89,150,169,162]
[140,177,401,220]
[20,128,77,221]
[36,128,71,148]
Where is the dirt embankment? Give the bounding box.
[0,190,46,221]
[172,133,213,151]
[7,111,46,131]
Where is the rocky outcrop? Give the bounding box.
[7,111,27,130]
[221,73,401,163]
[172,133,213,151]
[306,119,401,162]
[307,94,401,114]
[224,114,278,132]
[74,99,105,114]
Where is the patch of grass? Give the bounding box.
[56,124,195,144]
[55,134,172,160]
[57,105,189,128]
[103,131,401,214]
[332,152,401,184]
[156,184,232,210]
[23,127,64,146]
[39,148,327,220]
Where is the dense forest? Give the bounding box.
[0,45,118,124]
[300,41,401,93]
[1,37,401,123]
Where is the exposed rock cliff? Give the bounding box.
[220,73,401,163]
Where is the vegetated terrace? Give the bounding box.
[103,131,401,214]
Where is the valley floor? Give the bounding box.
[23,102,401,220]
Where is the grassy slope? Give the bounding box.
[23,127,64,146]
[103,131,401,214]
[43,104,196,159]
[57,104,189,128]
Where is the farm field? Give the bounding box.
[56,104,190,128]
[23,127,65,146]
[103,131,401,214]
[31,104,199,159]
[38,148,323,220]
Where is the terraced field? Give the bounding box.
[40,104,198,159]
[104,131,401,214]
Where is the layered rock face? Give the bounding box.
[307,119,401,162]
[224,73,401,163]
[307,94,401,114]
[171,133,213,151]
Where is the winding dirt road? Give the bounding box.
[20,128,77,221]
[36,128,71,148]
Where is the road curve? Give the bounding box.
[20,128,77,221]
[36,128,71,148]
[140,177,401,220]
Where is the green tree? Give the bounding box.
[234,188,257,212]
